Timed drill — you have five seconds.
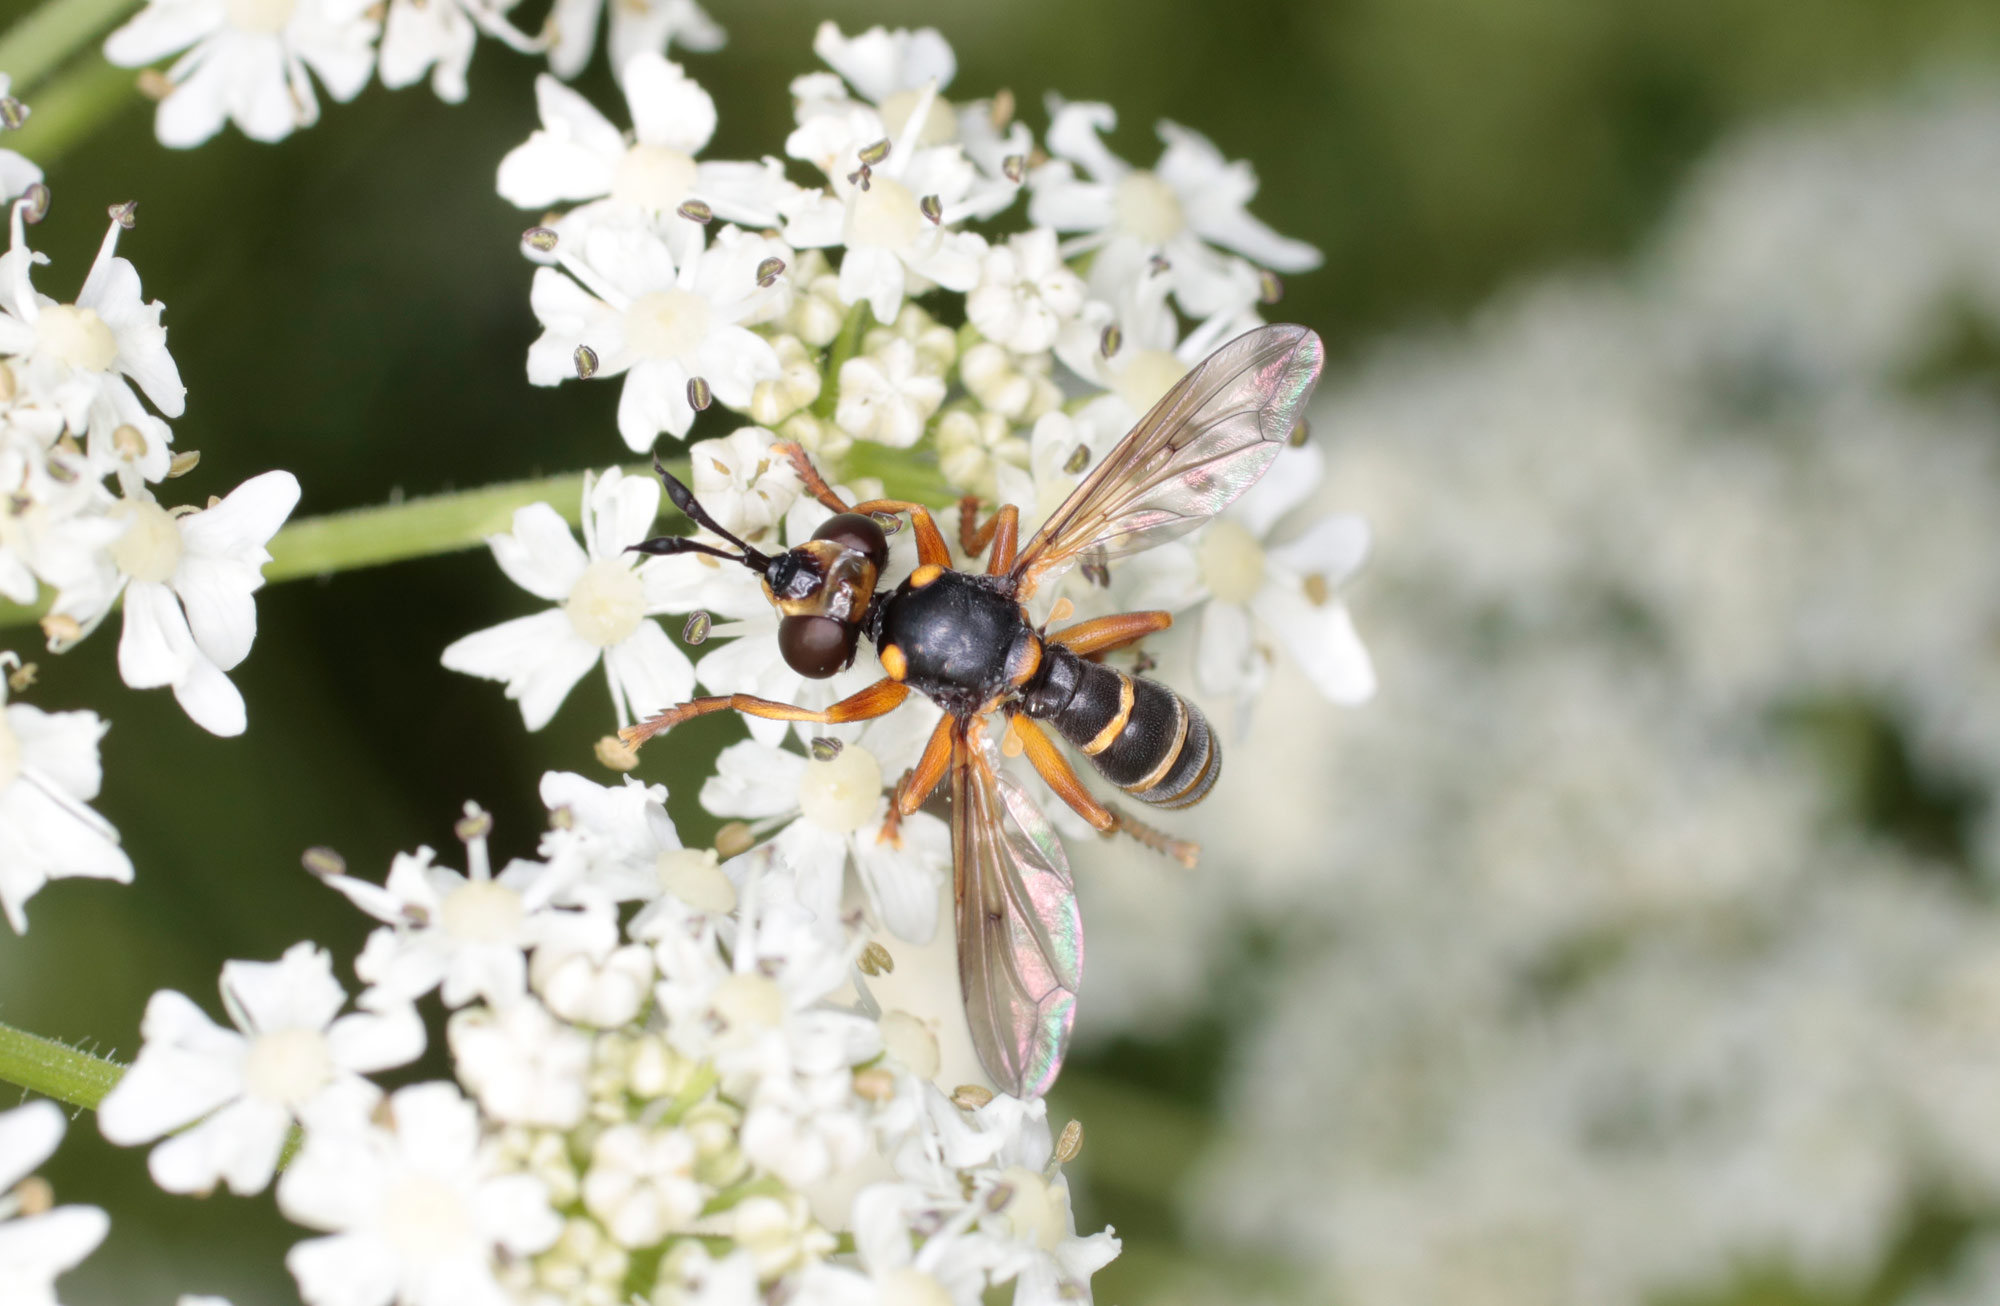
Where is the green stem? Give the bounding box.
[0,1018,125,1110]
[6,56,134,164]
[810,302,872,420]
[0,0,141,96]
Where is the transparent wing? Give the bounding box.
[1011,323,1325,593]
[952,726,1082,1099]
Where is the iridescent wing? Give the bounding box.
[951,722,1083,1099]
[1010,323,1325,597]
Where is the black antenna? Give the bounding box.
[632,456,773,571]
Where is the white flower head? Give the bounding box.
[686,424,804,547]
[98,942,424,1195]
[103,0,379,147]
[52,470,301,737]
[544,0,721,83]
[537,768,685,908]
[499,55,796,232]
[0,1102,109,1306]
[834,335,945,448]
[278,1081,561,1306]
[441,466,695,731]
[447,997,592,1129]
[1126,444,1375,707]
[0,673,133,933]
[806,21,1032,182]
[0,206,185,480]
[966,227,1087,355]
[526,221,789,450]
[1030,98,1319,317]
[581,1122,705,1247]
[318,804,589,1009]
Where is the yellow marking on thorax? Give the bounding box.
[1006,632,1043,686]
[880,644,909,681]
[909,563,945,588]
[1082,673,1135,756]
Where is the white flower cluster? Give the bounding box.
[456,20,1369,742]
[100,0,721,147]
[93,785,1117,1306]
[0,102,299,933]
[1058,89,2000,1305]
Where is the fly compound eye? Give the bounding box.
[778,614,859,679]
[810,512,890,573]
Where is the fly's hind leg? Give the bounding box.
[1048,611,1173,660]
[880,712,956,846]
[620,678,911,749]
[1006,712,1201,867]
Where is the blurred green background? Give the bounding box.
[5,0,2000,1302]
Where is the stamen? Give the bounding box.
[1258,269,1284,304]
[167,450,201,478]
[0,97,27,131]
[810,736,843,762]
[1054,1118,1083,1164]
[522,226,558,253]
[682,611,712,644]
[714,821,754,858]
[594,734,640,771]
[990,88,1015,129]
[107,200,137,230]
[676,199,713,224]
[857,940,893,975]
[1064,444,1090,475]
[136,70,173,101]
[22,183,49,224]
[1289,417,1311,447]
[573,344,598,379]
[1099,324,1121,359]
[686,375,712,411]
[7,660,37,692]
[951,1084,994,1111]
[919,194,942,225]
[858,138,891,166]
[301,846,347,878]
[1002,154,1026,183]
[755,256,785,288]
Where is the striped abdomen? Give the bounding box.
[1020,646,1220,810]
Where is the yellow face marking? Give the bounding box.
[880,644,908,681]
[909,563,945,588]
[1129,694,1190,794]
[1082,674,1135,756]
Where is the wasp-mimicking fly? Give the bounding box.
[619,323,1325,1097]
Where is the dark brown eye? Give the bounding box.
[778,614,859,679]
[811,512,889,573]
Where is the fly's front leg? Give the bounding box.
[847,498,953,569]
[620,679,911,749]
[772,441,851,513]
[1048,611,1173,660]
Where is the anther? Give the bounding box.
[44,458,77,485]
[858,138,891,166]
[686,376,712,411]
[1148,252,1171,275]
[682,611,712,645]
[22,183,49,224]
[1002,154,1026,184]
[301,846,347,878]
[594,735,640,772]
[852,1067,896,1102]
[0,98,27,131]
[1301,573,1330,606]
[1063,444,1090,475]
[990,88,1015,129]
[454,806,494,844]
[984,1182,1014,1212]
[204,495,220,509]
[38,613,80,646]
[1054,1118,1083,1164]
[810,736,843,762]
[113,424,146,460]
[522,226,559,253]
[107,201,137,230]
[951,1084,994,1111]
[1258,269,1284,304]
[919,194,942,225]
[13,1176,53,1216]
[574,344,598,379]
[857,940,894,976]
[136,70,173,101]
[7,660,37,692]
[847,164,873,191]
[714,821,754,858]
[676,199,713,224]
[1099,324,1121,359]
[755,256,785,288]
[1288,417,1311,448]
[167,450,201,478]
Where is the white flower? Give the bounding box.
[526,222,788,450]
[379,0,537,104]
[699,731,950,943]
[278,1081,561,1306]
[685,424,803,546]
[834,336,945,447]
[103,0,378,148]
[0,678,132,933]
[98,942,424,1196]
[448,997,591,1128]
[966,228,1086,354]
[1030,99,1319,316]
[581,1123,705,1246]
[968,1098,1119,1306]
[0,209,185,480]
[0,1101,109,1306]
[1127,445,1375,706]
[498,55,794,229]
[52,470,300,737]
[441,466,694,731]
[319,806,589,1009]
[536,769,686,907]
[806,21,1031,182]
[544,0,721,83]
[782,76,1001,324]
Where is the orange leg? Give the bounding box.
[848,498,952,569]
[620,679,910,748]
[1008,714,1116,833]
[983,505,1020,575]
[958,496,991,557]
[773,441,850,513]
[1049,611,1173,659]
[880,712,957,844]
